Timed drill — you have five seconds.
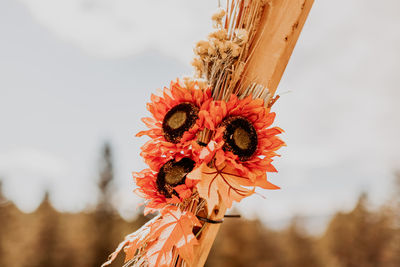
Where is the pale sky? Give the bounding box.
[1,0,399,232]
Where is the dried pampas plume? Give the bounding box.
[192,0,270,104]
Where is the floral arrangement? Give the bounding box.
[103,0,313,266]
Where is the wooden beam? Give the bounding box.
[192,202,227,267]
[191,1,313,266]
[241,0,314,97]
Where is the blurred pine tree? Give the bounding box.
[321,193,393,267]
[91,142,119,266]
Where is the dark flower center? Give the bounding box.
[162,103,199,143]
[156,158,195,197]
[222,116,258,161]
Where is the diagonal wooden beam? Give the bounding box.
[241,0,314,97]
[192,1,313,266]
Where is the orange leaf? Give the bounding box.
[145,206,201,266]
[239,172,280,190]
[187,164,254,216]
[254,174,280,189]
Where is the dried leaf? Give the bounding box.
[145,205,201,266]
[187,164,255,216]
[101,215,161,267]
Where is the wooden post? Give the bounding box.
[241,0,314,97]
[192,202,227,267]
[192,1,313,266]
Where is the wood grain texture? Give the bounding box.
[191,203,227,267]
[241,0,314,97]
[191,1,313,266]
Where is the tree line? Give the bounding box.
[0,144,399,266]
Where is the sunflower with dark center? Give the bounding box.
[222,116,258,161]
[156,158,195,197]
[133,159,196,212]
[193,94,285,180]
[136,80,211,171]
[162,103,199,143]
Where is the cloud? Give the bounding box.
[18,0,217,63]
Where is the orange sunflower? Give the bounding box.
[195,94,285,182]
[134,157,197,214]
[137,79,212,171]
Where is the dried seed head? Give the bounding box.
[209,29,228,41]
[214,40,227,54]
[212,8,226,27]
[195,40,211,56]
[191,58,204,77]
[234,29,249,45]
[207,44,217,56]
[181,77,208,90]
[227,42,241,58]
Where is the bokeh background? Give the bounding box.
[1,0,399,266]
